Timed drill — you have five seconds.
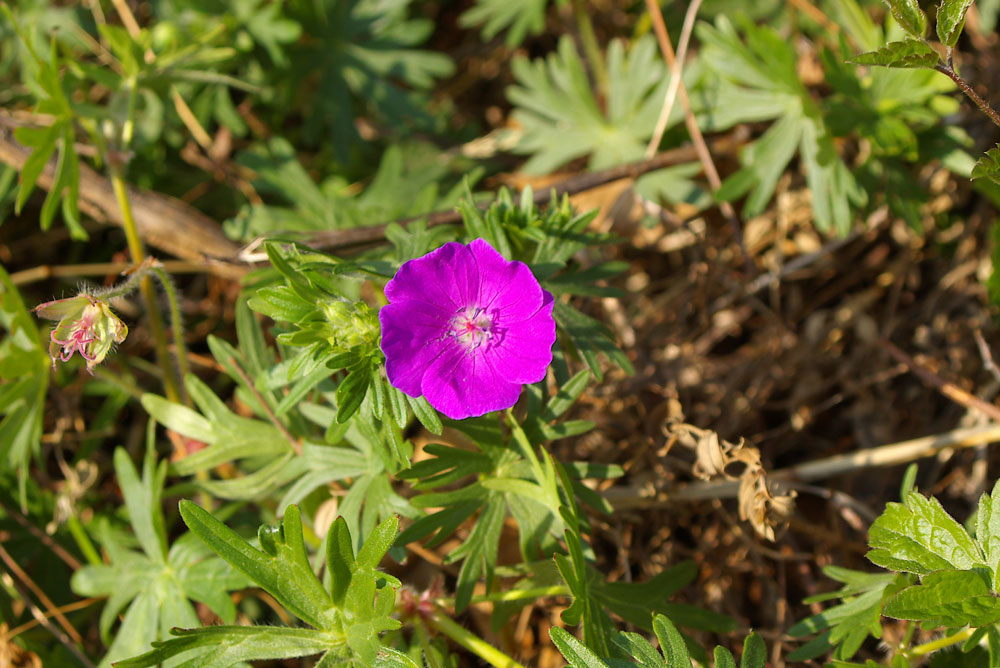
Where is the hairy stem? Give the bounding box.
[110,169,181,403]
[151,266,191,389]
[935,62,1000,129]
[425,613,527,668]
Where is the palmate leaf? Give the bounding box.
[697,15,864,233]
[71,444,247,667]
[787,567,908,661]
[142,374,296,500]
[459,0,563,45]
[507,34,681,174]
[119,507,402,668]
[286,0,453,158]
[230,138,475,240]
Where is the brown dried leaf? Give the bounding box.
[737,466,796,541]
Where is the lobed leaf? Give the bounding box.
[868,492,984,574]
[882,569,1000,627]
[849,40,940,69]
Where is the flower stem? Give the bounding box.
[935,62,1000,129]
[425,612,527,668]
[151,266,191,390]
[908,627,976,657]
[110,169,181,403]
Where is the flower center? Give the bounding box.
[449,305,493,350]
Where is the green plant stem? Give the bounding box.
[151,266,191,387]
[570,0,607,90]
[425,612,527,668]
[908,627,976,657]
[435,585,570,607]
[66,515,102,566]
[110,169,181,403]
[935,62,1000,129]
[505,408,543,475]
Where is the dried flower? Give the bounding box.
[379,239,556,420]
[34,294,128,371]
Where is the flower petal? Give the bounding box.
[33,295,90,321]
[379,300,452,397]
[484,292,555,384]
[467,239,545,323]
[385,242,480,311]
[421,346,523,420]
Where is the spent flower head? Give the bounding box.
[34,293,128,372]
[379,238,555,419]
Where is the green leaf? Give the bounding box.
[179,501,334,630]
[289,3,454,159]
[849,41,939,69]
[613,631,663,668]
[112,625,335,668]
[972,145,1000,185]
[868,492,985,574]
[375,647,422,668]
[976,480,1000,590]
[0,264,48,505]
[459,0,557,45]
[883,569,1000,627]
[788,568,903,661]
[507,34,677,173]
[451,494,505,612]
[881,0,929,37]
[13,122,59,214]
[652,615,691,668]
[140,394,214,444]
[740,633,767,668]
[406,394,442,434]
[550,627,612,668]
[336,362,371,423]
[592,563,733,634]
[327,517,355,606]
[113,447,167,563]
[715,646,737,668]
[553,300,633,380]
[936,0,975,46]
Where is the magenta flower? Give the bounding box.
[379,239,556,420]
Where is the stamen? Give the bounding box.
[449,305,494,350]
